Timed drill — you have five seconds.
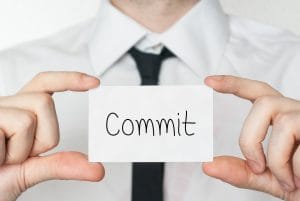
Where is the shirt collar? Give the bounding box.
[88,0,230,78]
[88,0,147,76]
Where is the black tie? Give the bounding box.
[128,46,175,201]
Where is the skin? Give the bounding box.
[0,72,105,200]
[1,1,299,200]
[203,75,300,201]
[2,73,300,201]
[111,0,199,33]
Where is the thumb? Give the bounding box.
[19,71,100,94]
[202,156,284,199]
[21,151,105,189]
[204,75,282,103]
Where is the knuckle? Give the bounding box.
[273,113,295,130]
[17,111,36,134]
[5,152,14,164]
[253,95,276,108]
[49,136,59,149]
[239,132,255,151]
[77,72,88,84]
[260,82,282,96]
[34,71,50,80]
[35,93,54,109]
[239,136,248,149]
[238,137,254,157]
[224,76,238,92]
[42,136,59,151]
[33,72,49,84]
[274,113,291,124]
[5,152,24,165]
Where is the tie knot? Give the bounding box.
[128,47,175,85]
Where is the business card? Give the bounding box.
[89,85,213,162]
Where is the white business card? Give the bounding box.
[89,85,213,162]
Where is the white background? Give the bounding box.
[0,0,300,51]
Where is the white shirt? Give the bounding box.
[1,0,300,200]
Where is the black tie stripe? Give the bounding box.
[129,47,175,85]
[128,46,175,201]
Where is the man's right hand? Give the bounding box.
[0,72,104,201]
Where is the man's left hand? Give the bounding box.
[203,75,300,201]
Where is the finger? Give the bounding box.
[293,146,300,188]
[20,152,105,189]
[238,96,279,174]
[204,75,283,173]
[202,156,285,199]
[0,129,6,165]
[240,98,300,174]
[239,98,272,174]
[267,112,300,192]
[0,107,36,164]
[204,75,282,102]
[19,71,100,94]
[0,94,58,156]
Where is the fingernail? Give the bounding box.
[202,162,214,167]
[83,74,97,80]
[206,75,224,81]
[82,74,100,85]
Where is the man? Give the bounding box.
[0,0,300,200]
